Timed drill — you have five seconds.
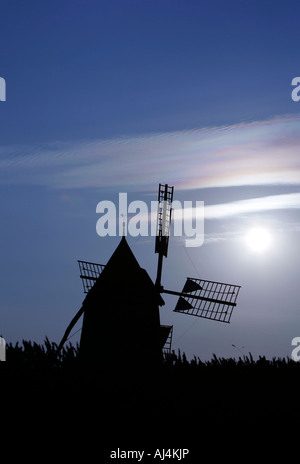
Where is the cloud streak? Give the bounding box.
[204,192,300,219]
[1,115,300,191]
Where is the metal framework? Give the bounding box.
[155,183,174,289]
[155,183,174,257]
[173,277,241,323]
[78,260,105,293]
[160,325,173,354]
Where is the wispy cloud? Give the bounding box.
[204,192,300,219]
[1,115,300,191]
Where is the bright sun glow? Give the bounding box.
[245,227,272,253]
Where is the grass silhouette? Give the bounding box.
[1,338,300,431]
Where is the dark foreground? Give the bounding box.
[2,339,299,456]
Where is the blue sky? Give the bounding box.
[1,0,300,360]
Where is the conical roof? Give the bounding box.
[84,236,164,307]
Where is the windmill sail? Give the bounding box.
[155,183,174,288]
[78,260,105,293]
[173,277,241,323]
[160,325,173,354]
[155,183,174,258]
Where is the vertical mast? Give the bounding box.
[155,183,174,290]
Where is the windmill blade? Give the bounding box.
[160,325,173,354]
[172,277,241,324]
[155,183,174,288]
[78,260,105,293]
[155,183,174,258]
[58,260,106,350]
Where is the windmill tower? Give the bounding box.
[58,184,241,365]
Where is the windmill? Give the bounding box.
[58,184,241,363]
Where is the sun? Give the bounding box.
[245,227,272,253]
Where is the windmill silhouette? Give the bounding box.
[58,184,241,365]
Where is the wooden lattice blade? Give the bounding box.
[78,260,105,293]
[172,277,241,323]
[160,325,173,353]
